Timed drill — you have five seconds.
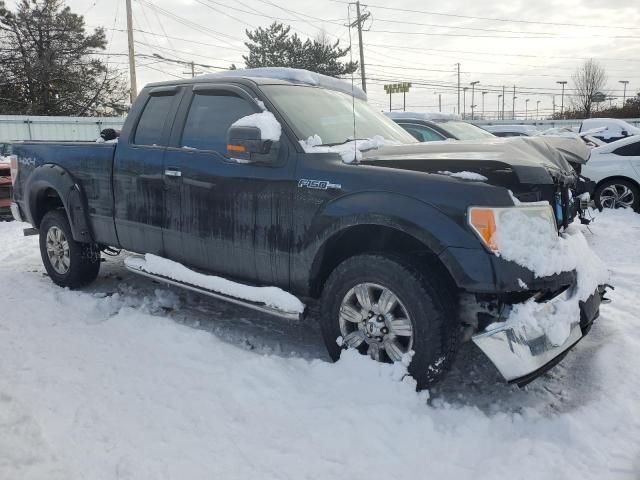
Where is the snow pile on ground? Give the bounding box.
[231,110,281,142]
[299,134,397,163]
[438,170,488,181]
[126,254,304,314]
[491,210,609,345]
[1,211,639,479]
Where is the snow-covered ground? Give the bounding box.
[1,210,639,480]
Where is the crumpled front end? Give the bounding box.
[472,285,606,386]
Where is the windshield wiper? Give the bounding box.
[319,138,370,147]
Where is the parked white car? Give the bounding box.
[582,135,640,211]
[483,124,539,137]
[579,118,640,143]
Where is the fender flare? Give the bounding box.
[301,191,481,293]
[24,164,94,243]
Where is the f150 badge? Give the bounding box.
[298,179,342,190]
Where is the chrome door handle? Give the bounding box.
[165,169,182,177]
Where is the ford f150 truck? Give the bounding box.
[9,68,607,388]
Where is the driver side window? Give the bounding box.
[181,92,257,154]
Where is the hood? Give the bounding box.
[360,138,578,189]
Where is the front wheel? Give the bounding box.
[594,179,639,212]
[39,210,101,288]
[319,254,459,389]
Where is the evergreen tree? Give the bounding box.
[0,0,128,116]
[243,22,358,77]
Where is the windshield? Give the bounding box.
[261,84,417,145]
[435,120,495,140]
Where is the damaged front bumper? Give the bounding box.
[472,286,606,387]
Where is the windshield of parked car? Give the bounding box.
[261,84,417,145]
[435,120,495,140]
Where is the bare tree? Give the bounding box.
[571,59,607,118]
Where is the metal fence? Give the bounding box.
[472,118,640,129]
[0,115,126,142]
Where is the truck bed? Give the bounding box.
[11,141,118,245]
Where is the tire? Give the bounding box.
[594,179,639,212]
[319,254,459,389]
[39,210,101,288]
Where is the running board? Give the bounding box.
[124,258,302,321]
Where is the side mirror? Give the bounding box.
[621,130,629,137]
[226,126,277,163]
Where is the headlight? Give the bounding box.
[468,205,557,253]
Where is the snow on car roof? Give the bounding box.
[592,131,640,153]
[580,118,640,137]
[200,68,367,101]
[385,111,461,122]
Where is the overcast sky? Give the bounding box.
[16,0,640,118]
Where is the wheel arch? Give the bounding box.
[308,222,459,298]
[25,164,94,243]
[595,175,640,192]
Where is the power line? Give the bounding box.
[329,0,640,31]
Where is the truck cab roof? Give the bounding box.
[146,67,367,100]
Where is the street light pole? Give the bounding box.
[498,94,502,120]
[556,80,567,119]
[470,81,479,120]
[525,99,530,119]
[619,80,629,106]
[536,100,540,120]
[512,85,516,120]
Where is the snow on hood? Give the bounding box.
[299,135,399,164]
[231,111,282,142]
[201,67,367,100]
[438,170,488,181]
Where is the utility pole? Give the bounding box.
[556,80,567,119]
[481,91,487,119]
[498,94,502,120]
[619,80,629,106]
[456,63,461,116]
[512,85,516,120]
[125,0,137,103]
[470,80,479,120]
[525,99,529,119]
[502,85,505,120]
[536,100,540,120]
[182,61,202,78]
[435,92,442,112]
[553,96,556,117]
[350,1,370,93]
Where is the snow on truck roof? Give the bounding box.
[199,68,367,100]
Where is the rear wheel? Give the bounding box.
[594,179,639,212]
[39,210,100,288]
[319,254,459,389]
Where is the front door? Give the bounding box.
[162,84,295,288]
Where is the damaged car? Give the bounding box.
[8,68,609,389]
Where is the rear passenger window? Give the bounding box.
[613,142,640,156]
[181,92,256,153]
[134,94,174,146]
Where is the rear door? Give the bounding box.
[113,86,182,255]
[163,83,295,288]
[113,86,183,253]
[612,139,640,178]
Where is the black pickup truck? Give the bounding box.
[9,68,605,388]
